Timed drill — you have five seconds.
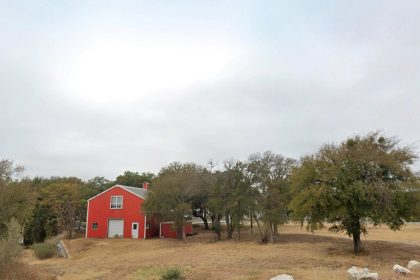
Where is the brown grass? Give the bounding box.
[0,261,52,280]
[21,224,420,280]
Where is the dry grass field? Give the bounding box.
[22,224,420,280]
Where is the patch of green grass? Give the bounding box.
[161,267,185,280]
[135,266,186,280]
[32,242,56,259]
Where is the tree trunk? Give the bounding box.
[250,207,253,235]
[237,205,241,240]
[269,223,274,243]
[353,231,361,254]
[262,226,269,244]
[351,217,362,254]
[226,212,232,239]
[253,213,266,243]
[210,215,215,230]
[271,223,279,243]
[67,226,72,239]
[176,224,185,241]
[201,213,209,230]
[182,228,186,241]
[192,209,210,230]
[202,218,209,230]
[78,213,82,231]
[214,215,222,240]
[230,222,234,239]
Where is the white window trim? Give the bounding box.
[110,195,123,209]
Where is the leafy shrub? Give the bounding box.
[160,267,185,280]
[23,203,59,246]
[32,243,56,259]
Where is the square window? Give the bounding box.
[92,223,98,230]
[110,196,123,209]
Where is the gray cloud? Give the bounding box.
[1,1,419,180]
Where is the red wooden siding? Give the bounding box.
[160,222,193,238]
[86,186,147,239]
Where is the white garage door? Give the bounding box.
[108,219,124,238]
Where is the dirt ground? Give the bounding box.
[22,224,420,280]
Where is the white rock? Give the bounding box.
[270,274,294,280]
[408,260,420,270]
[393,264,412,275]
[347,266,379,280]
[366,273,378,280]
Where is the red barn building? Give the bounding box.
[86,183,192,239]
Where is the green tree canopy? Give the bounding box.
[216,160,254,240]
[290,132,419,253]
[38,182,89,239]
[87,176,114,193]
[247,151,296,243]
[115,171,154,188]
[143,162,199,240]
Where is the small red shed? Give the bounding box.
[86,183,159,239]
[159,222,193,239]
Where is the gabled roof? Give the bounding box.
[88,184,149,201]
[118,185,148,199]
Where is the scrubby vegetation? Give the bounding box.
[0,218,40,279]
[32,242,56,259]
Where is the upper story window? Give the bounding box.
[110,196,123,209]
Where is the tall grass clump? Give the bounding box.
[0,218,23,268]
[32,242,56,259]
[160,267,185,280]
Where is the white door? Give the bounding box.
[132,222,139,239]
[108,219,124,238]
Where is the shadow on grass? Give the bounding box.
[275,233,420,262]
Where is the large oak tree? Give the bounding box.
[290,132,419,253]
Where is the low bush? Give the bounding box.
[32,243,56,259]
[160,267,185,280]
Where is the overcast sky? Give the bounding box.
[1,1,419,180]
